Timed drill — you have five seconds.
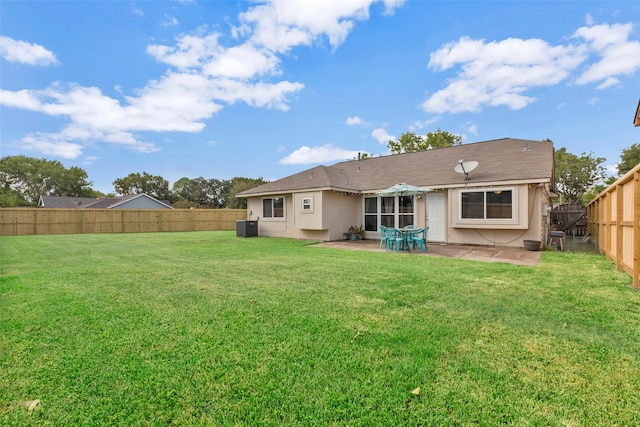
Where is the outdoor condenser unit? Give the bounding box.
[236,220,258,237]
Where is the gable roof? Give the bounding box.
[38,194,173,209]
[635,99,640,127]
[39,196,101,208]
[238,138,554,197]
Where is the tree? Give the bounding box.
[172,177,210,207]
[113,172,172,202]
[171,177,238,208]
[0,155,94,206]
[617,143,640,176]
[387,128,462,154]
[226,177,268,209]
[582,175,616,205]
[424,128,464,148]
[553,147,606,205]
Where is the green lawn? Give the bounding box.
[1,231,638,426]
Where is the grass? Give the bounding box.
[1,231,638,426]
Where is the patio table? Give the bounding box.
[393,227,417,252]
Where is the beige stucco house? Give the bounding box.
[237,138,555,248]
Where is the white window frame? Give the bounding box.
[459,187,516,223]
[363,196,417,231]
[301,196,313,213]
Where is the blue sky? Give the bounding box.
[1,1,639,194]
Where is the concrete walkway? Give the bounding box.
[313,239,542,266]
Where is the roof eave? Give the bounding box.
[237,185,362,198]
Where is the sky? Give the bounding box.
[1,0,639,194]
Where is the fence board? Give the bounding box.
[588,164,639,288]
[0,208,247,236]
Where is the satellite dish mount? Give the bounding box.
[454,159,479,181]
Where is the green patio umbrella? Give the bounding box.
[375,182,432,196]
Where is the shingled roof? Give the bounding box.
[238,138,554,197]
[38,194,172,208]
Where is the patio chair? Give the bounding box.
[388,228,409,252]
[379,226,403,252]
[409,227,429,252]
[379,225,390,249]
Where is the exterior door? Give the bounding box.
[426,192,445,241]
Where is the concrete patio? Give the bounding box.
[313,239,542,266]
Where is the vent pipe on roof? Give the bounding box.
[357,152,361,161]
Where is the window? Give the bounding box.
[381,196,395,228]
[461,189,513,220]
[301,196,313,213]
[263,197,284,218]
[363,196,416,231]
[398,195,415,228]
[364,197,378,231]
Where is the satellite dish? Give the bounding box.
[454,160,478,181]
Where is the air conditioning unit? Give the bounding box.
[236,220,258,237]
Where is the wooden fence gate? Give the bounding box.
[551,204,587,236]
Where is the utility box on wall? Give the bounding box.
[236,220,258,237]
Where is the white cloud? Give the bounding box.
[1,1,400,159]
[279,144,359,165]
[238,0,402,53]
[346,116,367,126]
[464,123,478,136]
[204,44,280,79]
[381,0,405,16]
[161,14,179,27]
[573,22,640,86]
[19,135,84,159]
[585,13,595,26]
[131,6,144,16]
[82,156,100,165]
[147,33,222,70]
[0,88,43,109]
[0,36,59,66]
[595,77,620,89]
[371,128,394,144]
[209,78,304,110]
[422,20,640,115]
[423,36,587,114]
[408,117,440,131]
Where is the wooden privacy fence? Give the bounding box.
[0,208,248,236]
[587,163,640,288]
[551,204,587,236]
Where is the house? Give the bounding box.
[634,98,640,127]
[38,194,173,209]
[237,138,555,248]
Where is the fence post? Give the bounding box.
[634,170,640,288]
[616,183,624,272]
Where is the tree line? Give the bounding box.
[0,155,266,208]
